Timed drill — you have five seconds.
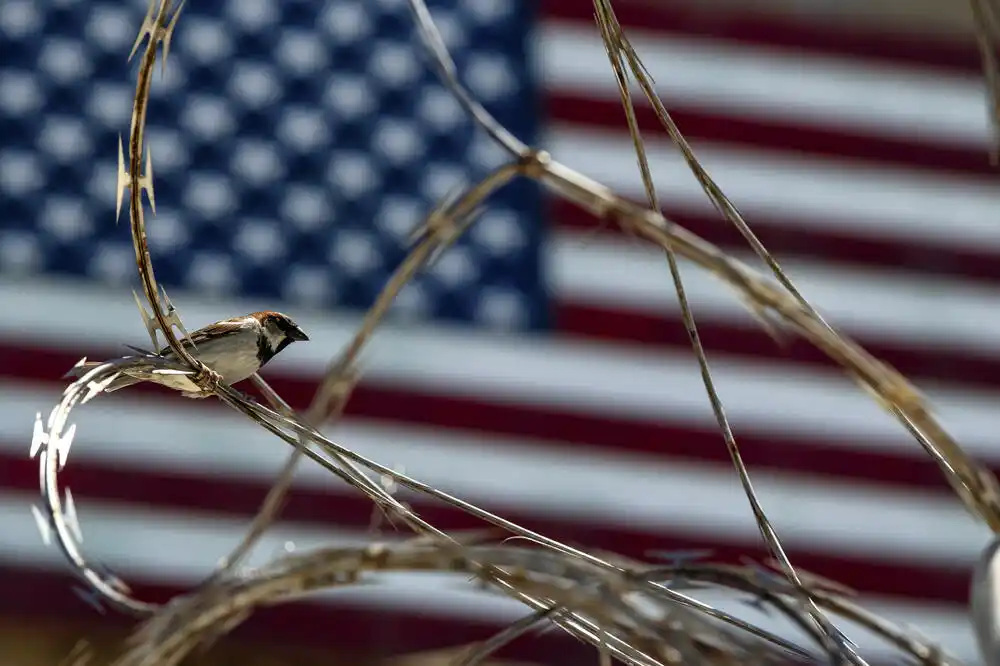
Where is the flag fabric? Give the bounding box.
[0,0,995,662]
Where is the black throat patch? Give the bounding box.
[254,312,303,368]
[257,335,280,368]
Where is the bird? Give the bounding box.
[71,311,309,398]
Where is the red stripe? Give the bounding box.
[552,199,1000,286]
[6,567,929,665]
[0,457,969,605]
[541,0,980,73]
[0,342,980,495]
[547,96,994,177]
[0,571,945,666]
[4,568,586,662]
[553,205,1000,388]
[555,300,1000,392]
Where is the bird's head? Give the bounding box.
[253,311,309,359]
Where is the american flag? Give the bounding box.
[0,0,994,662]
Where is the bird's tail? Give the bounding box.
[63,361,142,393]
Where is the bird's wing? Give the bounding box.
[156,317,251,356]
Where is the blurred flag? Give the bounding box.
[0,0,994,661]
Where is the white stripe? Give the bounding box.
[544,125,1000,252]
[4,278,1000,462]
[538,22,990,147]
[551,230,1000,355]
[0,381,987,564]
[0,491,978,663]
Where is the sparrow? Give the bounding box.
[73,311,309,398]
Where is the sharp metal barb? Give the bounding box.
[160,0,186,78]
[62,357,89,380]
[132,288,161,350]
[73,586,107,615]
[63,487,84,543]
[159,285,195,349]
[29,412,46,459]
[128,0,159,62]
[31,504,52,546]
[160,284,175,312]
[140,146,155,214]
[55,423,76,469]
[106,572,132,595]
[82,375,118,404]
[115,136,128,223]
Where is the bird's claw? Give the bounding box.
[192,366,223,394]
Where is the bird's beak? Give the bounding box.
[288,325,309,342]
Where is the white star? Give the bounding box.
[234,219,286,263]
[321,1,371,44]
[282,185,330,232]
[0,0,41,39]
[231,140,286,186]
[276,30,327,75]
[180,19,234,63]
[0,71,43,115]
